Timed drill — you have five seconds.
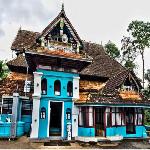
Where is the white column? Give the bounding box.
[73,76,80,99]
[30,96,40,138]
[30,72,43,139]
[11,93,20,138]
[32,72,43,97]
[72,103,79,137]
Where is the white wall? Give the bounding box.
[30,72,43,139]
[72,103,79,137]
[32,72,43,97]
[30,97,40,138]
[73,76,80,99]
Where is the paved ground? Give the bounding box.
[0,136,150,149]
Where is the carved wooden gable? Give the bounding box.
[37,8,83,54]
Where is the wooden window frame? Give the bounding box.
[78,107,94,128]
[21,99,33,115]
[2,98,13,114]
[54,80,61,96]
[41,78,47,95]
[135,108,144,126]
[106,107,126,127]
[67,81,73,97]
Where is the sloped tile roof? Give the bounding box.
[39,9,82,43]
[11,30,40,52]
[75,92,150,106]
[7,54,28,68]
[0,72,33,97]
[10,30,126,78]
[102,70,129,94]
[80,42,126,78]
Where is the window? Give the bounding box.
[79,107,85,126]
[66,108,71,120]
[41,78,47,95]
[105,107,125,127]
[135,108,143,125]
[0,98,2,114]
[2,98,13,114]
[106,108,111,127]
[67,81,73,97]
[79,107,94,127]
[21,99,33,115]
[54,80,61,96]
[40,107,46,119]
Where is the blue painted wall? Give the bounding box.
[38,98,73,139]
[21,115,32,133]
[38,99,49,138]
[78,127,95,137]
[38,69,78,99]
[106,126,147,138]
[0,121,24,138]
[37,70,78,139]
[64,101,72,138]
[0,114,12,122]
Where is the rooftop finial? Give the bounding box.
[61,1,64,11]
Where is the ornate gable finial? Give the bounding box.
[61,2,64,11]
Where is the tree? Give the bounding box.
[127,21,150,88]
[121,36,138,70]
[144,69,150,125]
[143,69,150,99]
[0,60,9,80]
[104,41,120,60]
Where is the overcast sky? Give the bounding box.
[0,0,150,79]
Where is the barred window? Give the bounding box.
[79,107,94,127]
[67,81,73,97]
[54,80,61,96]
[2,98,13,114]
[41,78,47,95]
[21,99,33,115]
[135,108,143,126]
[106,107,125,127]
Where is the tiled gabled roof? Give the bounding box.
[75,93,150,106]
[80,42,126,78]
[10,30,126,78]
[102,70,129,95]
[0,72,33,97]
[7,54,28,68]
[39,9,82,43]
[11,29,40,52]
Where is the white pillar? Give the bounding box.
[72,103,79,137]
[30,72,43,139]
[11,93,20,138]
[32,72,43,97]
[30,96,40,138]
[73,76,80,99]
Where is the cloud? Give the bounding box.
[0,28,5,37]
[0,0,58,26]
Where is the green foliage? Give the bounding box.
[121,36,138,70]
[127,21,150,52]
[0,60,9,80]
[124,60,136,70]
[104,41,120,60]
[144,109,150,125]
[145,69,150,83]
[143,69,150,99]
[127,20,150,87]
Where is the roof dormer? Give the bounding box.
[37,4,83,54]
